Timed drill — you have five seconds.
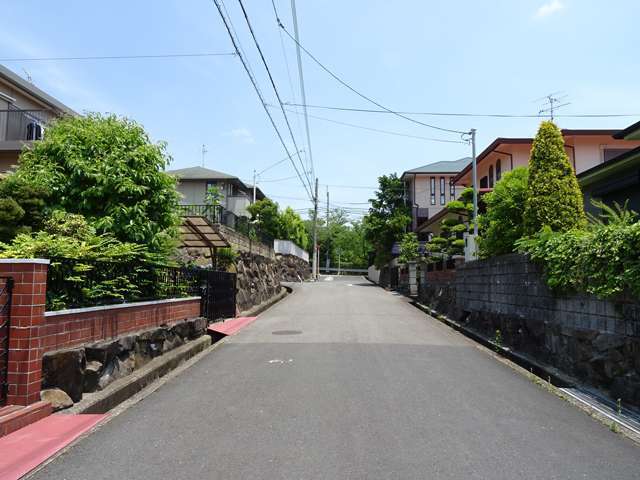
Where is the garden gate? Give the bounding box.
[198,270,236,322]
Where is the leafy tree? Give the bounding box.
[363,174,411,268]
[478,167,529,258]
[16,113,181,259]
[279,206,308,249]
[247,198,282,239]
[399,232,420,263]
[247,199,309,249]
[523,121,586,234]
[204,185,223,207]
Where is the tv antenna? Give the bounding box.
[201,144,208,167]
[22,68,33,83]
[537,92,570,121]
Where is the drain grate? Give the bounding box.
[272,330,303,335]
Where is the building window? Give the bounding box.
[449,177,455,200]
[496,159,502,181]
[488,165,494,188]
[439,177,445,205]
[430,177,436,205]
[603,148,632,163]
[480,176,488,189]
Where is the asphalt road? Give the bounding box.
[33,276,640,479]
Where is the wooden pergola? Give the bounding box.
[179,216,230,268]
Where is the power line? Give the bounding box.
[258,175,299,183]
[288,0,315,182]
[256,150,304,176]
[271,0,309,172]
[274,105,467,144]
[277,24,468,136]
[283,102,640,119]
[211,0,313,200]
[0,52,236,62]
[236,0,313,194]
[322,183,377,189]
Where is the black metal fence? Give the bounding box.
[0,277,13,406]
[178,204,224,224]
[46,258,236,322]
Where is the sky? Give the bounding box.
[2,0,639,219]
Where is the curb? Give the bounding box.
[411,300,640,446]
[64,335,212,415]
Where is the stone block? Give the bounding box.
[42,347,86,403]
[40,388,74,411]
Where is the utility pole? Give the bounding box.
[471,128,478,236]
[312,177,319,280]
[325,186,330,271]
[252,169,257,203]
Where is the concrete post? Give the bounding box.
[0,259,49,406]
[408,261,418,297]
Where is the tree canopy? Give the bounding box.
[479,167,529,257]
[363,173,411,268]
[15,113,181,258]
[247,198,309,249]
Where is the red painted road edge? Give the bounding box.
[208,316,258,337]
[0,413,106,480]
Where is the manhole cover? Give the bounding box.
[272,330,303,335]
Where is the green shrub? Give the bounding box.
[442,217,461,227]
[478,167,529,258]
[517,219,640,298]
[523,121,586,234]
[0,174,49,242]
[399,232,420,263]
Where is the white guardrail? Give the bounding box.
[273,239,309,263]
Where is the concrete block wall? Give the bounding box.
[455,254,640,336]
[419,253,640,405]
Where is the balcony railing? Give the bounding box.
[178,204,274,248]
[178,204,224,224]
[1,107,58,142]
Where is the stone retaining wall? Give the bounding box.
[419,253,640,405]
[41,317,208,408]
[276,253,311,282]
[235,252,310,313]
[235,252,280,313]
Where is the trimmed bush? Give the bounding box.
[523,121,586,234]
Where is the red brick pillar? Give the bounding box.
[0,259,49,406]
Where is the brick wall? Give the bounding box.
[42,297,201,353]
[0,259,203,406]
[426,269,456,283]
[0,260,49,405]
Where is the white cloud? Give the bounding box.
[223,128,255,144]
[534,0,565,18]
